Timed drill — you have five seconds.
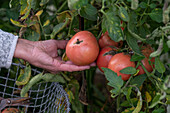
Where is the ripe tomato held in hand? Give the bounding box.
[108,53,136,81]
[97,46,116,72]
[2,108,20,113]
[66,31,99,66]
[98,31,123,49]
[137,44,155,75]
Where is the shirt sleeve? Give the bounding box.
[0,29,18,69]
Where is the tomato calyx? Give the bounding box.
[103,50,116,56]
[74,39,83,44]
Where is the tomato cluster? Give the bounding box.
[66,31,154,81]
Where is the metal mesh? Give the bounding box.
[0,62,70,113]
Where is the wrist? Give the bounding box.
[14,39,34,61]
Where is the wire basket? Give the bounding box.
[0,62,70,113]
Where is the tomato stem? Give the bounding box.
[75,39,83,44]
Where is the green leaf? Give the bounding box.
[20,0,32,20]
[126,87,133,105]
[152,108,165,113]
[56,10,72,23]
[50,18,69,39]
[155,57,165,73]
[131,0,138,10]
[80,6,97,21]
[110,88,120,95]
[21,73,43,97]
[131,54,145,62]
[102,11,123,42]
[68,0,88,10]
[149,3,157,9]
[128,11,138,33]
[150,38,163,57]
[130,74,147,88]
[163,39,169,52]
[67,90,74,103]
[16,65,31,86]
[121,98,138,107]
[20,0,27,15]
[10,18,27,27]
[9,0,20,8]
[120,67,137,74]
[128,12,146,41]
[84,4,97,16]
[122,107,135,113]
[167,40,170,48]
[149,93,161,108]
[152,0,162,4]
[43,20,50,27]
[40,0,49,6]
[139,2,147,9]
[149,8,163,23]
[41,73,65,83]
[166,94,170,104]
[21,73,65,97]
[102,68,124,92]
[163,5,170,24]
[126,32,143,56]
[118,7,129,22]
[133,98,142,113]
[25,31,40,41]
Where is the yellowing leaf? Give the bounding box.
[145,91,152,103]
[20,5,28,15]
[10,18,27,27]
[30,16,41,40]
[35,10,43,17]
[24,93,29,97]
[43,20,50,27]
[67,90,75,102]
[57,10,72,23]
[132,99,142,113]
[20,0,28,15]
[134,69,139,76]
[62,52,69,61]
[16,65,32,86]
[20,0,32,20]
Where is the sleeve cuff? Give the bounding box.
[6,35,18,68]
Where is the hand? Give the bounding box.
[14,39,96,73]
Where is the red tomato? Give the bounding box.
[2,108,20,113]
[120,20,124,31]
[108,53,136,81]
[96,46,116,72]
[98,31,123,49]
[137,44,155,75]
[66,31,99,66]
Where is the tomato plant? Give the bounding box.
[66,31,99,65]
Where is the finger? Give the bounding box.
[65,61,74,65]
[59,64,90,72]
[56,56,62,60]
[90,62,96,67]
[53,40,68,49]
[54,56,65,64]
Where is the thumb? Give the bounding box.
[54,40,68,49]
